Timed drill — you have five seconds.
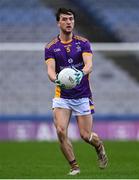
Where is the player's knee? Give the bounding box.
[56,126,66,141]
[56,126,65,136]
[80,130,90,142]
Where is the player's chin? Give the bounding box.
[65,28,73,33]
[65,30,72,34]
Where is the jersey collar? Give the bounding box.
[58,34,74,44]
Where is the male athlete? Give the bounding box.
[45,8,108,175]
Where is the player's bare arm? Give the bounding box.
[46,59,57,82]
[82,53,93,75]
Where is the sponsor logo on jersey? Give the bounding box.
[54,48,61,52]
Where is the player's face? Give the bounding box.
[58,14,75,34]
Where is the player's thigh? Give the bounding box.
[76,114,93,134]
[53,107,72,131]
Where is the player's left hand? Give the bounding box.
[73,67,84,85]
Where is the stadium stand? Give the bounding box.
[0,0,139,116]
[71,0,139,42]
[70,0,139,83]
[0,50,54,115]
[0,0,58,42]
[93,53,139,115]
[1,0,139,43]
[0,0,139,142]
[0,50,139,115]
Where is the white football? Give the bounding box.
[58,68,77,89]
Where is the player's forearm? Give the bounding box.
[82,64,93,75]
[82,53,93,75]
[47,69,57,83]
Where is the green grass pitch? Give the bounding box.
[0,141,139,179]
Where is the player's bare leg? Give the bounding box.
[53,108,80,175]
[77,114,108,169]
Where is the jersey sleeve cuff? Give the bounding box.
[45,58,55,63]
[82,52,93,56]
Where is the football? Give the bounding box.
[58,68,77,89]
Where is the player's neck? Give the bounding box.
[59,32,73,43]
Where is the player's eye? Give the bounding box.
[69,17,74,21]
[62,18,67,21]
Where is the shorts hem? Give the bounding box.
[52,105,71,110]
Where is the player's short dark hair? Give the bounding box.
[55,8,75,21]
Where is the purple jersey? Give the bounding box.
[45,35,93,99]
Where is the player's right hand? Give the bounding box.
[54,79,65,89]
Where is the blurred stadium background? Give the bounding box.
[1,0,139,178]
[0,0,139,141]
